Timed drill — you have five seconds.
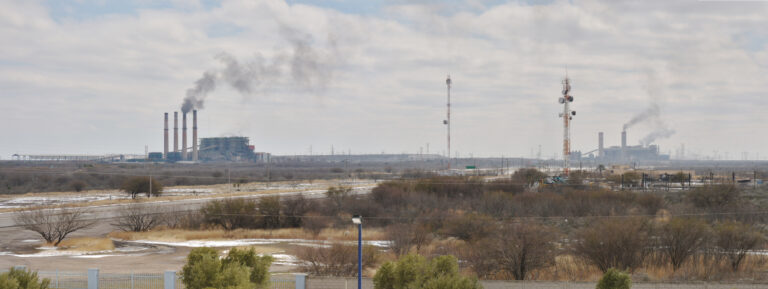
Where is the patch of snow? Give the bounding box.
[126,238,390,248]
[21,239,40,243]
[267,254,299,266]
[71,255,118,259]
[128,239,278,247]
[115,246,148,252]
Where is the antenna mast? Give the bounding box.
[559,76,575,176]
[445,75,452,169]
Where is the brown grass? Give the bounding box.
[108,227,385,243]
[0,180,376,213]
[526,253,768,282]
[56,237,115,252]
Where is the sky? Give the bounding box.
[1,0,768,160]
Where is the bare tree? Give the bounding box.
[572,217,652,273]
[111,203,163,232]
[468,223,556,280]
[715,221,764,271]
[386,223,416,257]
[657,217,711,271]
[301,212,328,238]
[14,207,96,246]
[296,243,378,276]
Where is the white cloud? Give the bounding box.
[0,0,767,159]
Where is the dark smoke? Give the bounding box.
[623,103,659,131]
[180,26,337,113]
[625,69,676,146]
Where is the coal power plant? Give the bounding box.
[156,110,268,163]
[586,129,669,163]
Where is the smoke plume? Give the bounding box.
[623,103,659,131]
[624,69,676,146]
[640,123,675,146]
[180,27,337,113]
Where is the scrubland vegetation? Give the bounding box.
[104,168,768,282]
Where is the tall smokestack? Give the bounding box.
[173,112,178,153]
[598,132,604,158]
[193,110,198,162]
[621,130,627,161]
[621,130,627,148]
[182,112,188,160]
[164,113,169,159]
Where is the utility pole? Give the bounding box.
[444,75,452,170]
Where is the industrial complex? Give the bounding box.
[155,110,269,163]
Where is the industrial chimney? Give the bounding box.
[621,130,627,149]
[182,112,188,160]
[193,110,198,162]
[598,132,604,158]
[621,130,627,161]
[164,113,169,159]
[173,112,179,153]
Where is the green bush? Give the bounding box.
[596,268,631,289]
[373,254,481,289]
[182,247,273,289]
[0,267,51,289]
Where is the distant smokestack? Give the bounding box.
[164,113,169,159]
[621,130,627,148]
[173,112,178,153]
[193,110,198,162]
[598,132,604,158]
[182,112,188,160]
[621,130,627,161]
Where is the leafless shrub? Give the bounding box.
[572,217,652,273]
[441,213,494,242]
[200,198,257,230]
[111,203,163,232]
[14,207,96,246]
[714,221,765,271]
[258,196,281,230]
[468,223,557,280]
[164,211,205,229]
[296,243,378,276]
[281,195,309,227]
[657,217,711,271]
[302,212,329,237]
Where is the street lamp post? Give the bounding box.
[352,215,362,289]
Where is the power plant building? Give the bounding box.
[199,137,259,162]
[589,130,669,163]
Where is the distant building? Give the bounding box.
[199,137,259,162]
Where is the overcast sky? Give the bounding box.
[1,0,767,160]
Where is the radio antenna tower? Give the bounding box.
[444,75,452,169]
[558,75,576,176]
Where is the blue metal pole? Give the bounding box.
[358,222,362,289]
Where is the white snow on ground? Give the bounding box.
[0,180,378,209]
[6,244,150,258]
[71,255,118,259]
[129,239,279,247]
[268,254,300,266]
[21,239,40,243]
[11,247,112,258]
[126,238,390,248]
[163,188,214,194]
